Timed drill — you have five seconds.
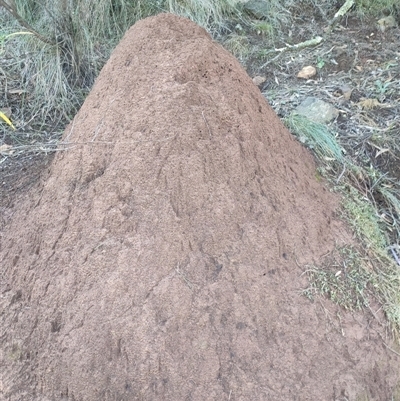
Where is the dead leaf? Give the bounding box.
[357,98,381,109]
[335,85,352,100]
[252,76,266,86]
[0,144,13,155]
[375,148,389,158]
[297,66,316,79]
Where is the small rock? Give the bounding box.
[252,76,266,86]
[295,97,339,124]
[297,66,317,79]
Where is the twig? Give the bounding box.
[382,341,400,357]
[275,36,323,52]
[175,263,194,290]
[261,36,323,68]
[261,0,354,68]
[325,0,355,34]
[377,331,400,357]
[336,164,347,183]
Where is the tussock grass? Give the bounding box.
[341,184,388,250]
[223,32,251,62]
[341,175,400,333]
[163,0,240,31]
[1,0,395,138]
[284,114,345,163]
[302,158,400,332]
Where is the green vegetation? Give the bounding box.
[295,139,400,333]
[284,114,345,163]
[290,115,400,331]
[342,184,387,250]
[303,190,400,332]
[223,32,251,62]
[356,0,398,15]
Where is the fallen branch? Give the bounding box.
[325,0,355,34]
[261,36,323,68]
[275,36,323,53]
[261,0,355,68]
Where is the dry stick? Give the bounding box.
[383,342,400,357]
[336,164,347,183]
[326,0,355,34]
[260,37,323,68]
[0,0,55,45]
[261,0,355,68]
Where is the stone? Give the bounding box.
[295,96,339,123]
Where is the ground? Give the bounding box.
[242,12,400,219]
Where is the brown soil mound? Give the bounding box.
[1,13,399,401]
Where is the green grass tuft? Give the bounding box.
[301,168,400,333]
[284,113,345,163]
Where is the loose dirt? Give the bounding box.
[1,13,399,401]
